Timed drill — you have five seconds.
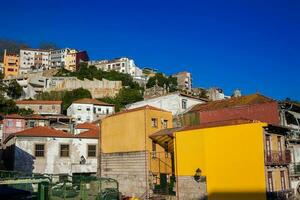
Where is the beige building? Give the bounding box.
[172,71,192,91]
[16,100,62,115]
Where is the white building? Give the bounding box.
[3,126,98,176]
[0,62,3,73]
[19,49,50,74]
[67,98,115,124]
[88,57,143,77]
[126,92,206,116]
[49,48,76,67]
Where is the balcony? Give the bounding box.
[265,150,291,165]
[289,163,300,176]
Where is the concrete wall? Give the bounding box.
[100,151,149,198]
[174,123,268,200]
[9,137,98,175]
[176,176,207,200]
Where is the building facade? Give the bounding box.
[88,57,142,77]
[100,106,173,197]
[3,49,20,78]
[183,94,280,126]
[67,98,115,124]
[152,120,291,200]
[2,114,26,141]
[172,71,192,91]
[49,48,76,67]
[3,126,98,176]
[19,49,50,74]
[16,100,62,115]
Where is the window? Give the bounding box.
[35,144,45,157]
[151,118,158,128]
[280,171,286,190]
[267,171,274,192]
[86,116,91,121]
[78,106,81,110]
[60,144,69,157]
[152,141,157,158]
[182,99,187,109]
[7,121,13,127]
[98,108,101,112]
[52,105,55,110]
[106,108,109,114]
[77,116,81,121]
[39,105,43,110]
[88,145,96,157]
[16,121,22,128]
[162,118,168,127]
[86,107,91,111]
[29,121,35,127]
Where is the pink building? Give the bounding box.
[2,114,26,141]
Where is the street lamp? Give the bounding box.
[194,168,202,183]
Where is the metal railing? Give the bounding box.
[265,150,291,165]
[289,163,300,176]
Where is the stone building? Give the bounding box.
[16,100,62,115]
[3,126,99,176]
[172,71,192,91]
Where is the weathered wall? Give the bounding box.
[174,122,268,200]
[176,176,207,200]
[100,151,149,198]
[11,137,98,175]
[199,102,280,125]
[17,104,62,115]
[47,77,122,98]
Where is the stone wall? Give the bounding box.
[176,176,207,200]
[100,151,150,198]
[47,77,122,98]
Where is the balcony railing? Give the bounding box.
[289,163,300,176]
[265,150,291,165]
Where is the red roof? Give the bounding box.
[76,123,98,130]
[77,129,99,138]
[5,114,24,119]
[24,114,48,120]
[16,100,62,105]
[190,94,275,112]
[73,98,114,106]
[180,118,261,132]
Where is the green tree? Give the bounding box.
[7,80,22,99]
[146,73,178,92]
[18,108,34,116]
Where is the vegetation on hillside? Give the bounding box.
[0,95,33,116]
[146,73,178,92]
[35,88,92,113]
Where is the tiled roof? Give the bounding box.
[5,114,24,119]
[16,100,62,105]
[77,129,99,138]
[24,114,48,120]
[5,126,73,142]
[73,98,114,106]
[190,94,275,112]
[106,105,170,118]
[75,122,98,130]
[180,118,260,132]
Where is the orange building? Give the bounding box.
[3,49,20,78]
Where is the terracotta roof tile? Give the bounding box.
[75,123,98,130]
[16,100,62,105]
[24,114,48,120]
[77,129,99,138]
[190,94,275,112]
[5,114,24,119]
[73,98,114,106]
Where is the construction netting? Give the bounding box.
[0,170,120,200]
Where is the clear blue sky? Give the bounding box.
[0,0,299,100]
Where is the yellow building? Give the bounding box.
[151,119,291,200]
[100,105,173,197]
[65,49,77,71]
[3,49,19,78]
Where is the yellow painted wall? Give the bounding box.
[100,107,173,174]
[3,52,19,78]
[174,122,268,200]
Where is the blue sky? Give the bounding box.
[0,0,299,100]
